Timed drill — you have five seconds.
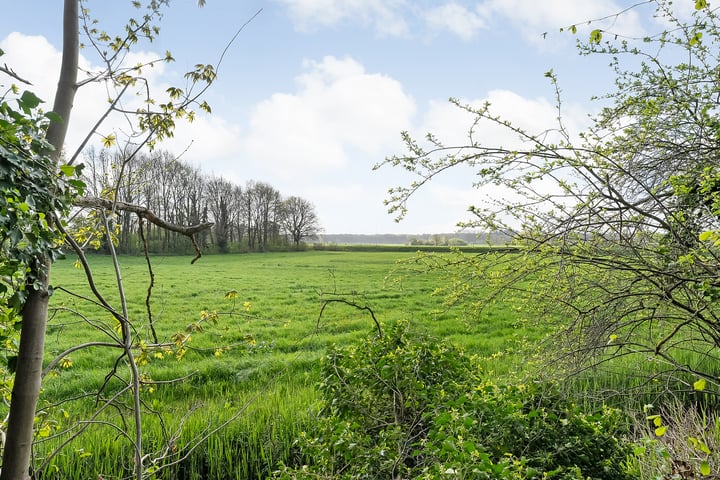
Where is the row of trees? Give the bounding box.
[81,148,321,253]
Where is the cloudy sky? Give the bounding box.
[0,1,675,234]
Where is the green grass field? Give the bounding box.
[35,250,536,479]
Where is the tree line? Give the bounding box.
[80,148,321,254]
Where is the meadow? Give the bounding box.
[36,250,538,479]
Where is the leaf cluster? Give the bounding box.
[0,85,84,295]
[276,322,632,479]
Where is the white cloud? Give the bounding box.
[416,90,572,152]
[239,55,416,179]
[1,33,62,108]
[424,3,487,40]
[275,0,411,36]
[476,0,645,44]
[1,33,111,156]
[388,88,593,231]
[0,31,247,179]
[273,0,645,47]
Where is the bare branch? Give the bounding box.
[75,196,213,263]
[0,64,32,85]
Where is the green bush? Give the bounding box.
[275,322,632,479]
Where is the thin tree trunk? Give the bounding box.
[1,1,77,478]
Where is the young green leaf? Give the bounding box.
[59,164,76,177]
[101,133,116,148]
[690,31,703,46]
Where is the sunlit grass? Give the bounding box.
[38,251,529,478]
[37,250,714,478]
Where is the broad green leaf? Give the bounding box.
[700,230,713,241]
[590,29,603,44]
[19,90,42,110]
[696,0,708,10]
[44,111,62,123]
[693,378,706,391]
[569,25,577,34]
[655,425,667,437]
[59,164,75,177]
[700,460,711,476]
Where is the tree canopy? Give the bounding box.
[377,0,720,396]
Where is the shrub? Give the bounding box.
[275,321,632,479]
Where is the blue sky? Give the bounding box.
[0,1,677,234]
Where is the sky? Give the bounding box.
[0,0,688,234]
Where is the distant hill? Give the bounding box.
[317,232,511,245]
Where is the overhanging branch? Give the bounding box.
[75,196,214,263]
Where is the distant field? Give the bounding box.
[38,250,537,478]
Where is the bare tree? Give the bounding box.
[281,196,321,248]
[206,176,234,252]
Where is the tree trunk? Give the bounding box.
[1,276,49,480]
[1,1,77,478]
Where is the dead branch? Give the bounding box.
[317,297,383,338]
[75,196,214,263]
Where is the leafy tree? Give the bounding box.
[376,0,720,396]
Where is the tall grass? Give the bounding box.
[36,251,531,478]
[32,250,700,478]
